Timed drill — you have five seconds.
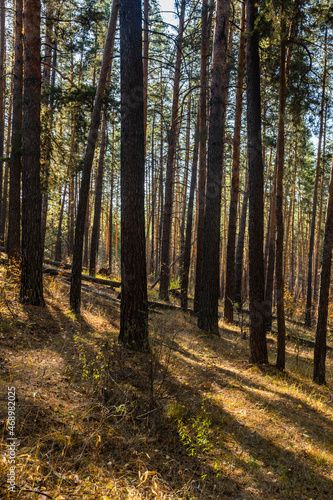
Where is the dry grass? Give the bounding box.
[0,262,333,499]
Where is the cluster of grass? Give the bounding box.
[0,262,333,499]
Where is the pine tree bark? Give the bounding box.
[275,28,287,371]
[20,0,44,306]
[118,0,148,351]
[0,0,5,243]
[224,2,246,322]
[89,112,107,276]
[70,0,119,313]
[245,0,267,363]
[197,0,230,335]
[313,155,333,385]
[305,28,327,327]
[181,114,199,310]
[194,0,210,313]
[234,170,249,308]
[159,0,186,301]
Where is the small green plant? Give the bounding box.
[178,403,214,457]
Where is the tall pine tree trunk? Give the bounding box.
[234,170,249,308]
[0,0,5,243]
[89,112,107,276]
[159,0,186,301]
[70,0,119,313]
[119,0,148,351]
[275,25,287,370]
[20,0,44,306]
[313,155,333,385]
[224,2,245,322]
[194,0,210,313]
[246,0,267,363]
[305,27,327,327]
[197,0,230,335]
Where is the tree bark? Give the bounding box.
[159,0,186,301]
[7,0,24,260]
[245,0,267,363]
[181,113,199,310]
[313,156,333,385]
[70,0,119,313]
[89,112,107,276]
[0,0,5,243]
[118,0,149,351]
[20,0,44,306]
[275,27,287,371]
[197,0,231,335]
[305,27,327,327]
[194,0,210,313]
[234,170,249,308]
[224,2,246,322]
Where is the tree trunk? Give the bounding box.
[197,0,230,335]
[89,112,107,276]
[118,0,149,351]
[7,0,23,261]
[194,0,210,313]
[70,0,119,313]
[313,155,333,385]
[234,170,249,308]
[108,123,115,273]
[0,0,5,244]
[55,185,67,262]
[20,0,44,306]
[275,26,287,371]
[159,0,186,301]
[181,113,199,310]
[245,0,267,364]
[224,2,246,322]
[305,27,327,327]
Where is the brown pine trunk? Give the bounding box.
[234,170,249,308]
[0,0,5,243]
[159,0,186,301]
[305,27,327,327]
[275,27,287,371]
[108,124,115,273]
[119,0,148,351]
[194,0,210,313]
[197,0,231,335]
[89,112,107,276]
[55,185,67,262]
[313,155,333,385]
[246,0,267,364]
[224,2,246,322]
[20,0,44,306]
[70,0,119,313]
[143,0,149,147]
[181,113,199,310]
[7,0,23,261]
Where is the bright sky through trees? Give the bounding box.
[159,0,177,27]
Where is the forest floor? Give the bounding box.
[0,260,333,499]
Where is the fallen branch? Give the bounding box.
[43,268,121,288]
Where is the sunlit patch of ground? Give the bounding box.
[0,263,332,499]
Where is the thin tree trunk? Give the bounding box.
[20,0,44,306]
[159,0,186,301]
[108,123,115,273]
[313,154,333,385]
[194,0,210,313]
[89,112,107,276]
[245,0,267,363]
[0,0,5,243]
[275,25,287,371]
[234,169,249,308]
[55,185,67,262]
[197,0,231,335]
[305,27,327,327]
[7,0,23,261]
[181,113,199,310]
[224,2,246,322]
[70,0,119,313]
